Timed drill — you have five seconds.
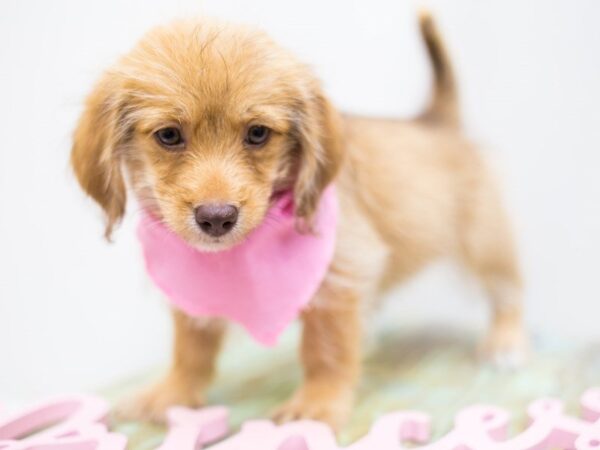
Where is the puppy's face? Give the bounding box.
[72,20,343,250]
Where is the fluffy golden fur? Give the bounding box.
[72,12,527,429]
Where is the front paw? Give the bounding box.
[272,385,353,431]
[113,375,205,424]
[480,323,530,369]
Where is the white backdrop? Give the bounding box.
[1,0,599,405]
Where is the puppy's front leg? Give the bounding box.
[115,310,226,423]
[274,284,361,430]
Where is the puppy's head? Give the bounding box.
[71,20,343,250]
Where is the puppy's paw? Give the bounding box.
[272,386,353,431]
[479,324,530,369]
[112,376,205,424]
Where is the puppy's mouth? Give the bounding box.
[190,233,242,253]
[190,222,245,253]
[194,237,230,252]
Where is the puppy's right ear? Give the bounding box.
[71,74,127,240]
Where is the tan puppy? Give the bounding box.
[71,12,527,429]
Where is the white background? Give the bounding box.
[1,0,599,405]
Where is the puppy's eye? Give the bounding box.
[155,127,184,149]
[245,125,271,147]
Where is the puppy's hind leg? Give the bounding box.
[114,310,226,423]
[460,181,529,368]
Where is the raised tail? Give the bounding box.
[419,10,460,127]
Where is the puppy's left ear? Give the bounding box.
[294,87,344,225]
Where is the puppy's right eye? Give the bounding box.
[154,127,184,149]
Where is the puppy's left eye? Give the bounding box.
[155,127,184,149]
[245,125,271,147]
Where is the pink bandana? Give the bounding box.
[137,187,338,346]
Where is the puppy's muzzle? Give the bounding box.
[194,204,238,237]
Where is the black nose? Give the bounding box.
[194,204,238,237]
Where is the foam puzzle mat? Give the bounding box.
[98,323,600,448]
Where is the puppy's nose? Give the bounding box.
[194,204,238,237]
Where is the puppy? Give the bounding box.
[71,12,527,429]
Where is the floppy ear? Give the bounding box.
[71,75,127,240]
[293,87,344,227]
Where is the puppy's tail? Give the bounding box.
[419,10,460,127]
